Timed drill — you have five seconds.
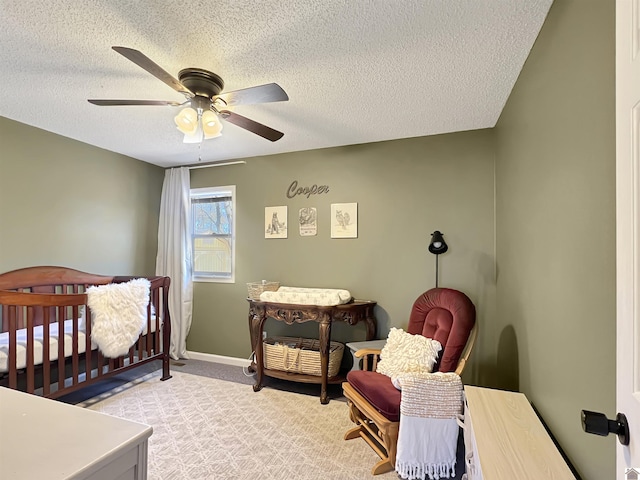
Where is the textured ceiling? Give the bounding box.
[0,1,552,168]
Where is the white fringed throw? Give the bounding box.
[86,278,151,358]
[395,372,463,480]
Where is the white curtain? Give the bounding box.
[156,167,193,360]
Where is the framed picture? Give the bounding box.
[299,207,317,236]
[331,203,358,238]
[265,206,287,238]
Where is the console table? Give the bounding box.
[248,298,377,404]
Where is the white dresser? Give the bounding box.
[463,386,576,479]
[0,387,152,480]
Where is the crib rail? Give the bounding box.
[0,266,115,290]
[0,267,171,399]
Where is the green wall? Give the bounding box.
[189,131,497,384]
[0,3,617,475]
[494,1,615,479]
[0,116,164,275]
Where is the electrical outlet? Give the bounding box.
[262,331,267,340]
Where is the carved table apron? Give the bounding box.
[248,299,377,404]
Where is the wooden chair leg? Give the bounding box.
[382,423,399,470]
[344,425,363,440]
[371,458,394,475]
[343,382,399,475]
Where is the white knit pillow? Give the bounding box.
[376,328,442,380]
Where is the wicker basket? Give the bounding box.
[247,281,280,301]
[263,336,344,377]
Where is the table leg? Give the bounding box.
[248,305,266,392]
[364,307,377,341]
[318,316,332,404]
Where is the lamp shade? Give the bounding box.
[174,107,199,136]
[201,110,223,139]
[428,230,448,254]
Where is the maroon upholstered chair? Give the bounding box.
[342,287,477,475]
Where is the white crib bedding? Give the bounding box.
[0,318,159,374]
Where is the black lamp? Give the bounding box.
[429,230,448,287]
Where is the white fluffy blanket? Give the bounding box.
[86,278,150,358]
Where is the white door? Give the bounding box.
[617,0,640,476]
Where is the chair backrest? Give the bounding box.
[407,288,476,373]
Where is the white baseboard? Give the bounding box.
[186,350,252,367]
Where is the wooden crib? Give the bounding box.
[0,266,172,398]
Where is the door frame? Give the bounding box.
[616,0,640,476]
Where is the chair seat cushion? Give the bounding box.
[347,370,401,422]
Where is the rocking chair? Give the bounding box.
[342,287,477,475]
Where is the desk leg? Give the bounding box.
[318,316,332,404]
[249,305,266,392]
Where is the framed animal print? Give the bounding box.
[331,203,357,238]
[265,206,288,238]
[299,207,317,236]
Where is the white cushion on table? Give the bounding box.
[259,286,352,306]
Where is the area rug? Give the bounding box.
[78,371,400,480]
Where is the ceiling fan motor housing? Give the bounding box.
[178,68,224,98]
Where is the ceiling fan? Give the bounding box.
[88,46,289,143]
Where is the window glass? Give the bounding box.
[190,186,235,282]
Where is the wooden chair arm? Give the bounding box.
[454,358,466,376]
[354,348,382,358]
[354,348,382,371]
[454,322,478,376]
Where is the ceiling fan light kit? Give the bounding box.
[174,107,223,143]
[88,46,288,143]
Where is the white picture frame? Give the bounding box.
[265,206,288,238]
[331,203,358,238]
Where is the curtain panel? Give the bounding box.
[156,167,193,359]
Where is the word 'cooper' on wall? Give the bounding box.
[286,180,330,199]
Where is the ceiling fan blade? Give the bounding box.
[112,46,193,97]
[88,99,182,106]
[214,83,289,106]
[219,110,284,142]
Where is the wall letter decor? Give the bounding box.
[286,180,330,199]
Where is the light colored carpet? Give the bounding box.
[78,370,400,480]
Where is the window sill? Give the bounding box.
[193,276,235,284]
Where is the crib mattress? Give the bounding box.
[0,319,158,373]
[259,286,352,306]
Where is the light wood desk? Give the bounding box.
[0,387,152,480]
[463,386,575,479]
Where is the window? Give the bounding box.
[190,186,236,283]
